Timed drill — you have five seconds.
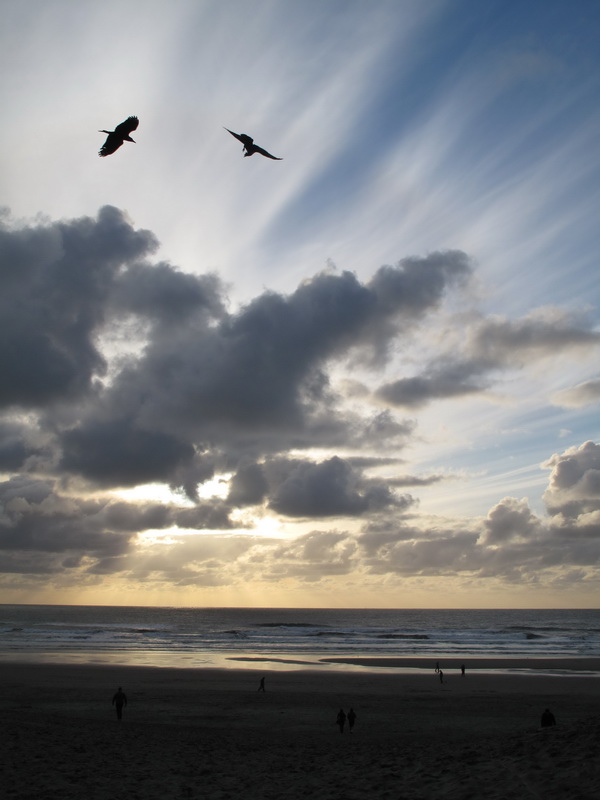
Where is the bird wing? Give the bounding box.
[99,133,123,157]
[253,145,282,160]
[224,128,253,146]
[115,116,139,136]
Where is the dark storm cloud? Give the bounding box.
[267,456,406,518]
[0,475,54,506]
[226,455,414,518]
[113,261,226,325]
[227,461,269,507]
[0,420,40,470]
[53,238,467,488]
[0,206,158,409]
[377,311,600,408]
[60,417,197,487]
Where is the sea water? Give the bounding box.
[1,606,598,671]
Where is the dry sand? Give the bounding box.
[1,660,599,799]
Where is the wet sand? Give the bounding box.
[1,660,599,799]
[320,655,600,672]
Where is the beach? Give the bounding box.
[1,659,599,799]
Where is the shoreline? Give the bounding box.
[319,655,600,673]
[1,651,599,675]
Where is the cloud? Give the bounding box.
[226,455,414,519]
[0,420,41,471]
[377,310,600,408]
[13,209,463,489]
[355,441,600,583]
[387,473,448,488]
[0,206,158,409]
[376,364,487,408]
[0,471,239,577]
[552,378,600,408]
[0,476,131,568]
[481,497,541,544]
[267,456,408,518]
[227,461,269,507]
[542,441,600,521]
[2,442,598,592]
[268,531,358,580]
[0,208,598,598]
[60,417,197,487]
[113,261,226,327]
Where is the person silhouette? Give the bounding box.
[258,677,266,692]
[112,687,127,720]
[461,664,466,676]
[347,708,357,732]
[336,708,346,733]
[439,669,444,684]
[541,708,556,727]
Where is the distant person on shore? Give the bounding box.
[461,664,466,676]
[347,708,357,732]
[439,669,444,684]
[258,676,266,692]
[435,661,439,673]
[336,708,346,733]
[112,687,127,720]
[541,708,556,728]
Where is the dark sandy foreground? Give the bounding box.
[1,661,599,800]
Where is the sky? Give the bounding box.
[0,0,599,608]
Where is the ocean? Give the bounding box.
[1,605,599,672]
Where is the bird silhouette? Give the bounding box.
[224,128,282,160]
[98,116,139,157]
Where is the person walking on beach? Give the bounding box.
[435,661,439,673]
[112,687,127,720]
[258,676,266,692]
[439,669,444,684]
[347,708,357,732]
[461,664,466,676]
[336,708,346,733]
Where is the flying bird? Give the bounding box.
[224,128,282,160]
[98,116,139,157]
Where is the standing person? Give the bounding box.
[258,676,266,692]
[435,661,439,673]
[541,708,556,727]
[347,708,357,732]
[461,664,466,676]
[112,686,127,720]
[439,669,444,684]
[336,708,346,733]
